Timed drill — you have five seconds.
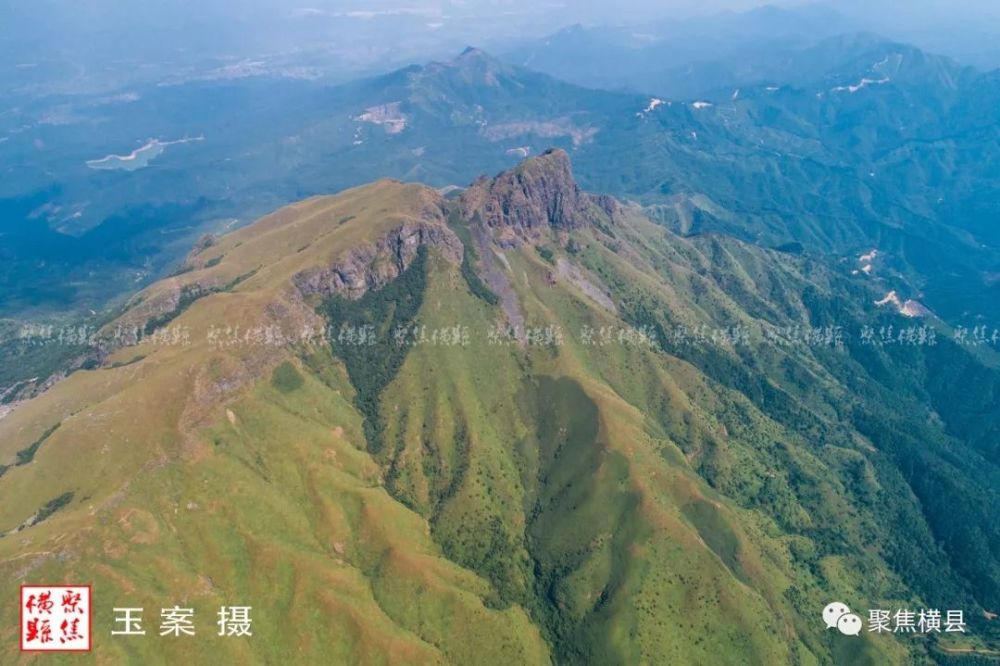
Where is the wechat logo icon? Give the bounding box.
[823,602,863,636]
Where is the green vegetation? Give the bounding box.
[110,354,146,368]
[460,245,500,305]
[270,361,304,393]
[144,285,210,332]
[223,269,259,292]
[0,325,95,402]
[2,164,996,664]
[34,491,74,525]
[15,423,60,466]
[522,377,643,662]
[535,245,556,265]
[681,501,748,586]
[446,207,500,306]
[144,269,259,334]
[322,245,428,453]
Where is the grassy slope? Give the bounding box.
[559,210,1000,660]
[370,210,917,663]
[0,183,548,665]
[1,174,993,664]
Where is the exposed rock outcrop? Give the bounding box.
[875,290,932,318]
[354,102,407,135]
[294,222,462,300]
[592,193,622,222]
[460,149,617,245]
[462,149,586,230]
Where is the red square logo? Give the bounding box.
[20,585,92,652]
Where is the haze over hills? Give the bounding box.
[505,3,1000,84]
[1,46,637,318]
[503,5,863,97]
[3,36,1000,391]
[3,151,1000,663]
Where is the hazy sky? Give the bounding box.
[312,0,1000,21]
[4,0,1000,93]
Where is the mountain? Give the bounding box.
[619,34,1000,323]
[503,5,862,98]
[3,151,999,663]
[0,48,633,319]
[4,39,1000,346]
[814,0,1000,71]
[505,3,1000,93]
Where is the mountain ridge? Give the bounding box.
[3,151,1000,663]
[6,33,999,326]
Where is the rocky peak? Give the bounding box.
[460,149,603,241]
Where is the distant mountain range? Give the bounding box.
[3,34,999,332]
[503,5,863,98]
[505,3,1000,88]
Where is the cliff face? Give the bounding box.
[293,222,462,300]
[460,149,608,243]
